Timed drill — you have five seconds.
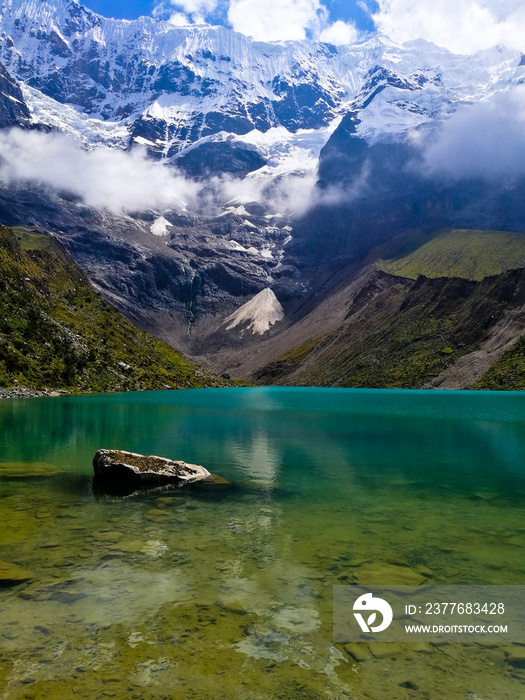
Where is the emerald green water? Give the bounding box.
[1,387,525,699]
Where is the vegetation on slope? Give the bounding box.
[472,336,525,391]
[0,226,230,392]
[255,268,525,390]
[378,229,525,281]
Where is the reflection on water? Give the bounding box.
[1,388,525,698]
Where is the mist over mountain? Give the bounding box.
[1,0,525,386]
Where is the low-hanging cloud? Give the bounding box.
[0,128,324,218]
[419,85,525,180]
[0,129,201,213]
[313,160,371,207]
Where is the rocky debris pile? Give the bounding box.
[93,449,217,490]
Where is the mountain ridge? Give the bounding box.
[1,1,525,390]
[1,0,522,156]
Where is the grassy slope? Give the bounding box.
[473,336,525,391]
[0,226,231,392]
[255,228,525,390]
[255,274,479,388]
[378,229,525,281]
[255,267,525,390]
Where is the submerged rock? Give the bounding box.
[93,449,213,489]
[0,462,62,478]
[0,561,33,587]
[353,562,428,586]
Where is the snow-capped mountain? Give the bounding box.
[0,0,523,159]
[1,0,525,375]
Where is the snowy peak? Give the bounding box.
[224,288,284,335]
[0,0,523,158]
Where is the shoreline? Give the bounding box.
[0,387,71,400]
[0,385,520,401]
[0,384,239,400]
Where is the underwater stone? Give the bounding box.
[343,643,373,662]
[353,563,428,586]
[506,647,525,669]
[216,598,251,615]
[93,449,212,488]
[400,681,419,690]
[0,561,33,586]
[145,509,174,522]
[369,642,406,659]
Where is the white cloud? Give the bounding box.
[159,0,218,16]
[153,0,217,25]
[373,0,525,54]
[319,20,359,46]
[228,0,326,42]
[0,129,200,213]
[154,0,361,44]
[212,168,318,217]
[166,12,194,26]
[0,129,323,218]
[175,0,218,12]
[420,85,525,179]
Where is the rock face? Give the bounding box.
[93,449,212,488]
[0,62,31,128]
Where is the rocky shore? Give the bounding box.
[0,386,70,400]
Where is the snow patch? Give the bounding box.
[133,136,157,147]
[227,240,260,255]
[150,216,173,237]
[219,204,251,217]
[228,239,248,251]
[225,288,284,335]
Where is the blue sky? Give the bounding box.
[82,0,154,19]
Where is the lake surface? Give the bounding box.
[1,387,525,699]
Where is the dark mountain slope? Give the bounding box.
[252,230,525,389]
[0,62,30,128]
[291,114,525,270]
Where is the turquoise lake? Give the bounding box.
[1,387,525,699]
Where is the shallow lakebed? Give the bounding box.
[1,387,525,699]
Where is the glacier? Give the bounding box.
[0,0,523,166]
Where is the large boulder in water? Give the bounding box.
[93,449,212,488]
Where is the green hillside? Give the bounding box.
[378,229,525,281]
[254,267,525,391]
[473,336,525,391]
[0,226,230,392]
